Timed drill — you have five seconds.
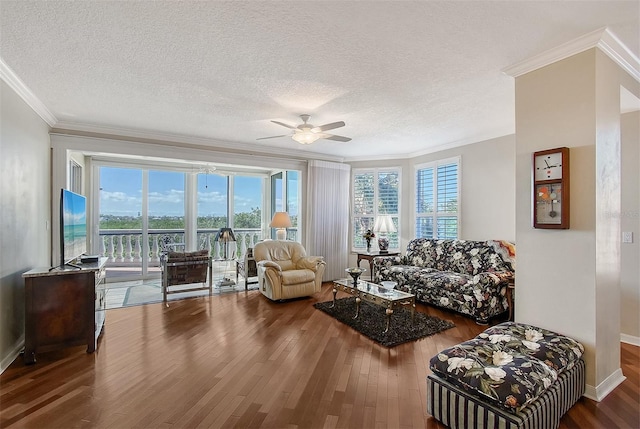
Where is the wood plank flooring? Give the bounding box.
[1,283,638,428]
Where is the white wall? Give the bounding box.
[514,48,638,400]
[0,81,51,371]
[620,111,640,343]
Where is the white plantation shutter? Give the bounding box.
[415,158,460,239]
[352,168,400,251]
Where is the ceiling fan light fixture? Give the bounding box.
[292,130,321,145]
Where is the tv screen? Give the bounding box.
[60,189,87,265]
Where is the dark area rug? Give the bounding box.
[314,296,455,347]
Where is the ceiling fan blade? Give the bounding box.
[311,121,345,133]
[271,120,297,129]
[256,135,289,140]
[320,134,351,142]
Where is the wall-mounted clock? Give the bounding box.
[533,147,570,229]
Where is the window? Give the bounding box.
[69,160,82,194]
[415,157,459,239]
[197,173,228,229]
[352,168,400,250]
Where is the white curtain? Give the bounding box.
[305,160,351,281]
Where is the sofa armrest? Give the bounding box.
[297,256,325,271]
[373,255,403,270]
[473,271,514,287]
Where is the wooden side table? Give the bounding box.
[356,251,400,280]
[506,280,515,321]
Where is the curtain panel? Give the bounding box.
[305,160,350,281]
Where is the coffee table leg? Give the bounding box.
[354,297,361,319]
[384,308,393,333]
[331,286,337,308]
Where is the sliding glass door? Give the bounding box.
[96,163,296,281]
[270,171,300,241]
[99,166,144,278]
[148,170,186,273]
[98,166,186,280]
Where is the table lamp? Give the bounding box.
[374,215,396,253]
[270,212,292,240]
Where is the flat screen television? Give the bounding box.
[60,189,87,267]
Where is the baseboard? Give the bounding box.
[583,368,626,402]
[620,333,640,347]
[0,336,24,375]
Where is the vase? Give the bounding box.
[366,239,371,253]
[378,236,389,252]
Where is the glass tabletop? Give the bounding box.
[334,278,414,301]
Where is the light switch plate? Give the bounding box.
[622,231,633,243]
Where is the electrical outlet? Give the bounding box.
[622,231,633,243]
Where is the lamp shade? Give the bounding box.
[269,212,292,228]
[373,215,396,234]
[215,227,236,242]
[270,212,292,240]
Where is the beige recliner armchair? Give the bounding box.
[254,240,326,300]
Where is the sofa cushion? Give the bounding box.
[478,322,584,374]
[281,269,315,285]
[430,338,558,412]
[383,265,437,285]
[406,239,450,269]
[405,239,514,277]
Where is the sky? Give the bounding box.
[99,167,265,217]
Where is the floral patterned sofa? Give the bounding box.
[373,238,515,323]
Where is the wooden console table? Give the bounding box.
[356,251,400,280]
[22,258,107,364]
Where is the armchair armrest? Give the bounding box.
[297,256,325,271]
[257,260,282,272]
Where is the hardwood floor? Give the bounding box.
[1,283,638,428]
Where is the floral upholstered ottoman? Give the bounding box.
[427,322,585,429]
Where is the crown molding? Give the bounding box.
[503,27,640,82]
[53,121,345,163]
[0,57,57,126]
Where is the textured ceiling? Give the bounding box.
[1,1,638,161]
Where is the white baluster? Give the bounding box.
[134,234,142,263]
[100,235,106,258]
[239,233,247,259]
[108,236,115,262]
[152,235,160,262]
[117,235,125,262]
[125,234,133,262]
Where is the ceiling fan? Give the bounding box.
[258,114,351,144]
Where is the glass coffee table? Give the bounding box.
[332,278,416,333]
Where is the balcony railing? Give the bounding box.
[98,228,298,266]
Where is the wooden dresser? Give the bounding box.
[22,258,107,364]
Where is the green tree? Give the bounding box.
[234,207,261,228]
